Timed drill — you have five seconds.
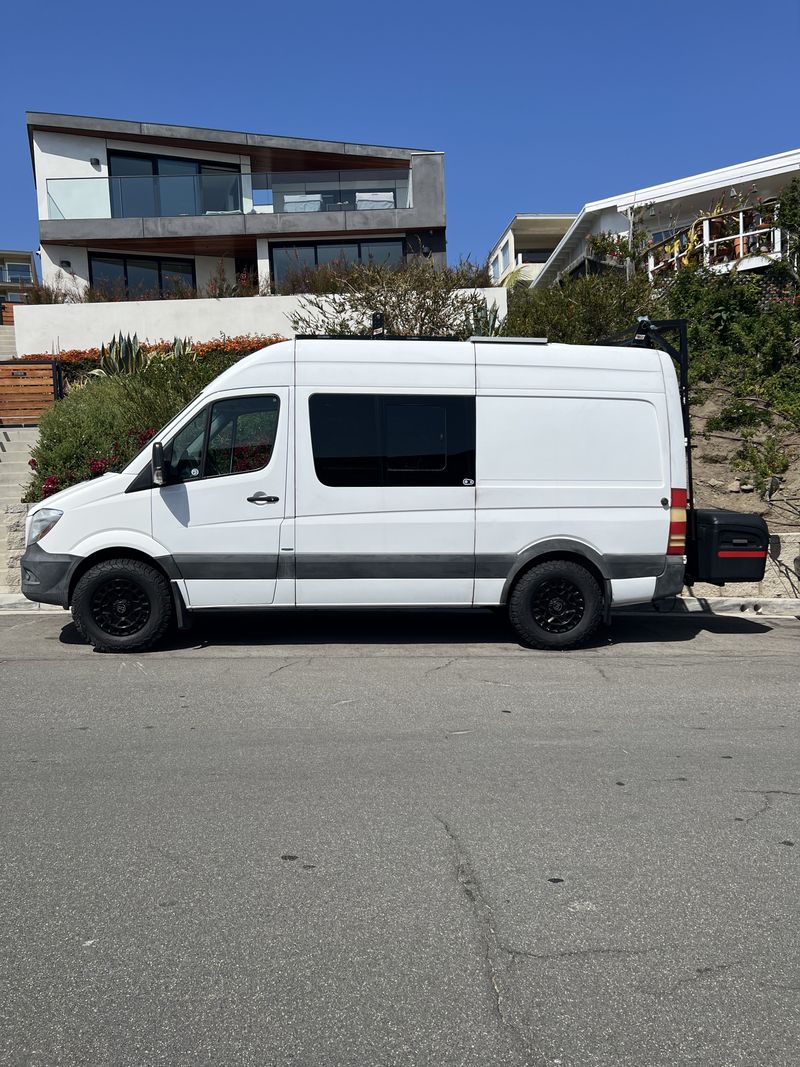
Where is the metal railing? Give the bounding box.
[0,267,34,285]
[46,168,412,221]
[648,208,783,277]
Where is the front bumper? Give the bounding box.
[20,543,79,607]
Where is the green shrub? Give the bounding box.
[289,257,493,338]
[705,401,773,433]
[504,270,662,345]
[25,348,261,502]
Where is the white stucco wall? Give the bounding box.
[40,244,90,290]
[195,256,237,293]
[13,289,507,356]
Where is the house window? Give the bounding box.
[5,263,33,284]
[108,151,240,218]
[271,239,404,289]
[518,250,551,264]
[490,256,500,283]
[309,393,475,487]
[88,253,195,297]
[499,240,510,273]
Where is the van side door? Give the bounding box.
[151,389,289,608]
[295,390,476,606]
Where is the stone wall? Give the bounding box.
[2,504,26,592]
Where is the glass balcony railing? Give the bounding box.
[0,267,34,285]
[46,169,412,221]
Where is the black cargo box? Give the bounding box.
[686,508,769,586]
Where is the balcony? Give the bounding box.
[648,206,784,278]
[0,266,34,285]
[45,169,412,221]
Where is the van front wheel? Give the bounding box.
[72,558,173,652]
[508,560,603,650]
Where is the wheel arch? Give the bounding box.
[67,547,179,604]
[500,540,609,606]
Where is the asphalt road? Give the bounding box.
[1,608,799,1067]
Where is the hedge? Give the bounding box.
[24,335,285,502]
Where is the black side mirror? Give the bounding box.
[151,441,165,487]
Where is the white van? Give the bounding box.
[21,335,691,651]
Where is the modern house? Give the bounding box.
[488,214,575,285]
[493,148,800,289]
[26,112,446,297]
[0,250,37,323]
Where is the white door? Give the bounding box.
[152,389,289,608]
[295,390,476,606]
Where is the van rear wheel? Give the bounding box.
[508,560,603,650]
[72,558,173,652]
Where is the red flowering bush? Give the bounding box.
[22,334,284,386]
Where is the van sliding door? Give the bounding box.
[295,390,476,606]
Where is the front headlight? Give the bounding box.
[27,508,63,546]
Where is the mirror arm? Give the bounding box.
[151,441,166,487]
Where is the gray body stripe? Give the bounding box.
[174,555,279,580]
[297,554,475,579]
[170,552,667,582]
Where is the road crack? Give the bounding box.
[433,815,538,1062]
[425,658,457,677]
[264,658,308,678]
[659,960,742,995]
[740,789,800,823]
[433,816,660,1064]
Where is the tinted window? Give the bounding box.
[164,396,279,483]
[308,394,381,486]
[206,396,280,477]
[165,410,207,482]
[309,394,474,487]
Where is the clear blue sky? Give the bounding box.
[4,0,799,269]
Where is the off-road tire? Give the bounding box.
[71,558,173,652]
[508,559,603,650]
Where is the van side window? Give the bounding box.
[309,394,475,487]
[165,395,279,482]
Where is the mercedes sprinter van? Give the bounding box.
[21,335,718,651]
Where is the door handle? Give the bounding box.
[247,493,279,505]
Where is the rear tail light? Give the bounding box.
[667,488,687,556]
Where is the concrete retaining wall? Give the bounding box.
[12,289,508,356]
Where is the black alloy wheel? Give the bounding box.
[529,576,586,634]
[71,558,173,652]
[508,559,604,650]
[89,576,152,637]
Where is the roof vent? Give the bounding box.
[469,335,548,345]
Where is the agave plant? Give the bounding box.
[468,298,506,338]
[90,333,149,376]
[164,337,197,362]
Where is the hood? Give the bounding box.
[30,471,134,514]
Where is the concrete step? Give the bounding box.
[0,461,33,474]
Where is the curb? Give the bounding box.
[618,596,800,617]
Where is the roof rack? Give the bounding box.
[295,334,463,341]
[295,334,550,344]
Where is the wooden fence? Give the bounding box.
[0,361,62,426]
